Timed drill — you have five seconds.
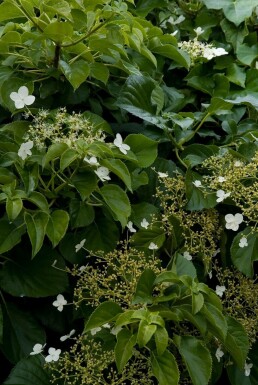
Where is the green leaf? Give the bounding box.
[46,210,69,248]
[99,184,131,227]
[135,0,168,16]
[43,21,73,42]
[43,143,67,167]
[115,329,137,373]
[0,167,16,184]
[137,320,157,348]
[90,62,109,84]
[172,252,197,279]
[236,44,258,66]
[1,303,45,363]
[0,246,68,297]
[182,144,218,168]
[203,0,258,26]
[192,292,204,315]
[231,228,258,277]
[224,316,249,368]
[185,170,217,210]
[227,64,246,88]
[84,215,119,252]
[3,356,51,385]
[155,327,168,356]
[26,192,49,212]
[132,269,156,305]
[151,349,179,385]
[6,198,23,222]
[71,171,97,200]
[69,199,95,229]
[0,2,24,22]
[201,303,228,341]
[102,158,132,191]
[24,211,49,258]
[152,45,190,69]
[85,302,123,332]
[174,335,212,385]
[206,97,233,115]
[0,220,25,254]
[151,85,165,114]
[125,134,158,167]
[60,148,78,171]
[59,60,90,90]
[132,226,166,249]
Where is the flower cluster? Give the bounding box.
[178,39,228,64]
[24,108,105,150]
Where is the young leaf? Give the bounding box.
[24,211,49,258]
[85,302,123,332]
[151,349,179,385]
[137,320,157,347]
[174,335,212,385]
[115,329,137,373]
[46,210,69,247]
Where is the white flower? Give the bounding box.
[75,239,86,253]
[208,271,212,279]
[79,265,86,273]
[239,237,248,248]
[113,133,130,155]
[149,242,158,250]
[10,86,35,109]
[18,141,33,160]
[60,329,75,342]
[216,285,226,297]
[194,27,204,36]
[94,166,111,182]
[141,218,149,229]
[183,251,192,261]
[216,190,230,203]
[193,180,202,187]
[173,15,185,25]
[215,346,224,362]
[203,47,228,60]
[52,294,67,312]
[234,160,243,167]
[84,156,99,166]
[30,343,45,355]
[244,361,253,376]
[103,323,111,329]
[45,347,61,363]
[225,213,243,231]
[157,171,168,178]
[127,221,136,233]
[171,30,178,36]
[213,47,228,56]
[218,176,226,183]
[111,325,123,335]
[90,327,102,336]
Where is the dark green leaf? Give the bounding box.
[132,269,156,304]
[115,329,137,373]
[24,211,49,258]
[0,220,25,254]
[71,171,97,200]
[125,134,158,167]
[85,302,123,332]
[102,158,132,191]
[59,60,90,90]
[155,327,168,356]
[231,228,258,277]
[151,349,179,385]
[224,316,249,368]
[46,210,69,247]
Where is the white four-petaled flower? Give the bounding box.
[183,251,192,261]
[113,133,130,155]
[194,27,204,36]
[215,346,224,362]
[127,221,136,233]
[239,237,248,248]
[225,213,243,231]
[60,329,76,342]
[216,190,230,203]
[149,242,158,250]
[244,361,253,377]
[30,343,45,355]
[10,86,35,109]
[45,347,61,363]
[84,156,99,166]
[216,285,226,297]
[52,294,67,312]
[141,218,149,229]
[94,166,111,182]
[75,239,86,253]
[193,180,202,187]
[18,141,33,160]
[157,171,168,178]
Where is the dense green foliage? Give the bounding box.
[1,0,258,384]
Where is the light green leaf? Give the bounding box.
[137,320,157,347]
[151,349,179,385]
[85,302,123,332]
[115,329,137,373]
[59,60,90,90]
[3,356,51,385]
[174,335,212,385]
[90,62,109,84]
[102,158,132,192]
[46,210,69,247]
[155,327,168,356]
[236,44,258,66]
[132,269,156,305]
[0,246,68,297]
[124,134,158,167]
[231,228,258,277]
[24,211,49,258]
[6,198,23,222]
[43,21,73,42]
[0,2,24,22]
[99,184,131,227]
[192,292,204,315]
